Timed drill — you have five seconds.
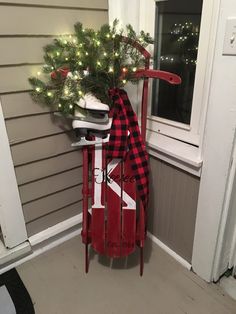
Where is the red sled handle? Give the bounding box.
[134,69,182,85]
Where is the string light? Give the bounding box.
[96,41,101,46]
[132,67,137,72]
[109,67,113,73]
[160,55,196,65]
[64,40,67,44]
[122,79,127,84]
[58,103,62,108]
[65,57,69,61]
[47,91,52,97]
[37,71,41,76]
[76,51,80,56]
[36,87,41,92]
[73,39,77,43]
[78,90,83,96]
[64,89,69,95]
[97,61,101,66]
[115,52,119,57]
[112,34,115,38]
[85,52,88,56]
[78,61,82,66]
[122,67,127,73]
[56,51,60,56]
[51,66,54,70]
[106,33,110,38]
[69,104,73,109]
[103,52,107,56]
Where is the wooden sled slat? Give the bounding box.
[106,157,122,257]
[121,155,136,256]
[91,143,106,255]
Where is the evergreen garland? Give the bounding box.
[29,20,153,115]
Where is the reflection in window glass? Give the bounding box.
[152,0,203,124]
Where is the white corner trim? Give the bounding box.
[147,231,192,270]
[146,130,203,176]
[0,214,83,275]
[0,240,31,267]
[0,101,28,248]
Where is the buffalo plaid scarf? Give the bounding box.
[107,88,149,211]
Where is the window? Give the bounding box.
[141,0,216,147]
[152,0,203,125]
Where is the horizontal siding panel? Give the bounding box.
[15,150,82,185]
[0,38,53,65]
[0,0,108,9]
[0,65,41,93]
[26,201,82,236]
[0,7,107,35]
[23,185,82,222]
[1,92,51,118]
[11,132,79,166]
[6,113,71,144]
[19,167,82,203]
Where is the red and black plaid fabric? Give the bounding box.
[107,88,149,211]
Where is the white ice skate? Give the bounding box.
[72,92,112,146]
[75,93,109,112]
[72,117,112,147]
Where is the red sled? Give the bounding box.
[78,37,181,276]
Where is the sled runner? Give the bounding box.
[73,37,181,275]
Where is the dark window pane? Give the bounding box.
[152,0,203,124]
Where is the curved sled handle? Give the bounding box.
[134,69,182,85]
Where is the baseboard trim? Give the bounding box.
[147,231,192,270]
[0,214,192,273]
[29,213,83,246]
[0,214,83,275]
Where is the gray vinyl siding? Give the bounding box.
[0,0,108,236]
[148,156,200,263]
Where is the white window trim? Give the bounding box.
[108,0,219,175]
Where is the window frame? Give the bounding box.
[140,0,219,147]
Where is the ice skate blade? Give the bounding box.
[72,135,110,147]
